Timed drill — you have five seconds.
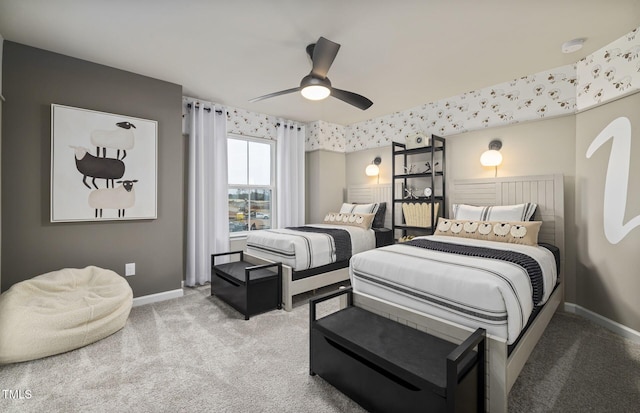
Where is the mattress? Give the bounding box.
[349,235,558,344]
[246,224,375,272]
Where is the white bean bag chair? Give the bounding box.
[0,266,133,364]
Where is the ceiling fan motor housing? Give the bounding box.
[300,74,331,88]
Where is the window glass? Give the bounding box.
[227,136,274,234]
[248,141,271,186]
[228,139,247,185]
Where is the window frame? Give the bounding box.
[227,133,276,237]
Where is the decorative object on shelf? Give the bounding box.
[422,161,440,173]
[424,187,432,197]
[480,139,503,177]
[405,133,430,149]
[404,187,419,199]
[365,156,382,183]
[403,164,416,174]
[397,235,416,243]
[402,202,440,228]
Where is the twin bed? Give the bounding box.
[244,194,389,311]
[244,221,375,311]
[242,175,564,412]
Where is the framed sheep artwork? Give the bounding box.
[50,104,157,222]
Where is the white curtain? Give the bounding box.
[185,99,229,286]
[276,121,305,228]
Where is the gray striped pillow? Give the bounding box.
[452,203,537,221]
[339,202,378,214]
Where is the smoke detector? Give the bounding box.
[562,38,585,54]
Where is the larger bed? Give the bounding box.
[349,174,565,413]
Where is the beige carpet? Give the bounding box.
[1,285,639,412]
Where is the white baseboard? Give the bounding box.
[132,288,184,307]
[564,302,640,344]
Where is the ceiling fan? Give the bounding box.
[249,36,373,110]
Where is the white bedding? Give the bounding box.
[349,235,558,344]
[246,224,375,271]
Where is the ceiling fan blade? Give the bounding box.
[249,87,301,103]
[330,88,373,110]
[310,37,340,79]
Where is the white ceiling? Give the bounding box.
[1,0,638,125]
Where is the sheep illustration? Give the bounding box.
[71,146,125,189]
[450,222,463,234]
[621,45,640,62]
[90,121,136,160]
[478,223,493,235]
[604,68,616,81]
[88,179,138,218]
[493,223,511,237]
[437,219,452,232]
[510,225,528,239]
[612,76,632,91]
[463,221,479,234]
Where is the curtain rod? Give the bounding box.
[186,103,223,114]
[276,122,301,131]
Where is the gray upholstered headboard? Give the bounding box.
[450,174,565,276]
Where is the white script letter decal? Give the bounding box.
[586,117,640,244]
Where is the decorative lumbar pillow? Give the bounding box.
[339,202,378,214]
[323,212,375,229]
[452,203,537,222]
[434,218,542,246]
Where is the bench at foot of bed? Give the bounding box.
[309,287,486,413]
[211,251,282,320]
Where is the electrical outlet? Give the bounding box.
[125,263,136,276]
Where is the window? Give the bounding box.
[227,135,275,234]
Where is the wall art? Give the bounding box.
[587,116,639,244]
[51,104,157,222]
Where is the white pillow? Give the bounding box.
[339,203,378,214]
[452,203,537,221]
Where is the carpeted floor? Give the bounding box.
[1,285,639,412]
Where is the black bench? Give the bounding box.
[211,251,282,320]
[309,287,486,413]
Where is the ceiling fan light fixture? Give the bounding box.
[301,85,330,100]
[249,37,372,110]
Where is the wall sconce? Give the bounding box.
[365,156,382,183]
[480,140,503,177]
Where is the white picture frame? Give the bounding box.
[51,104,158,222]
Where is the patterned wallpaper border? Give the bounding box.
[576,27,639,111]
[184,26,639,153]
[344,64,576,152]
[313,25,640,153]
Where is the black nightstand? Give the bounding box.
[373,228,393,248]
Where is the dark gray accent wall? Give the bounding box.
[1,41,184,297]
